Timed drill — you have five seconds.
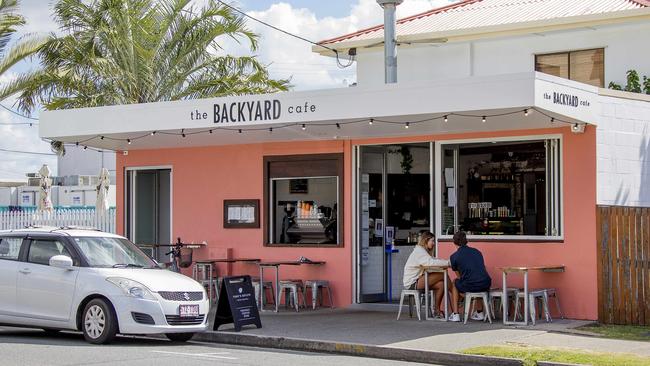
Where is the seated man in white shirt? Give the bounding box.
[402,231,454,319]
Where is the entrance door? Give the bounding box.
[357,143,432,303]
[126,169,171,262]
[358,147,386,302]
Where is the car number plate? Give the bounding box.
[179,304,199,318]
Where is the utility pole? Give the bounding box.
[377,0,403,84]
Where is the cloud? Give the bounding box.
[223,0,459,90]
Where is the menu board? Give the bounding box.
[213,275,262,332]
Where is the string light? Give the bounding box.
[59,107,578,151]
[83,146,87,150]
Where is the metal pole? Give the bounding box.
[377,0,403,84]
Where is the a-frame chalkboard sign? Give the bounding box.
[213,275,262,331]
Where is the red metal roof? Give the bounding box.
[318,0,649,46]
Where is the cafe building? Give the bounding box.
[40,0,650,320]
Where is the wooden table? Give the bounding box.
[257,260,326,312]
[421,265,450,321]
[500,265,565,325]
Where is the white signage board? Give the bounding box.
[534,78,600,125]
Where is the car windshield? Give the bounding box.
[73,236,157,268]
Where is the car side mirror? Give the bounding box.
[49,255,74,270]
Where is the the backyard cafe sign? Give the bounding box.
[188,98,318,124]
[535,79,599,124]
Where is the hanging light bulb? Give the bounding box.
[482,116,486,123]
[369,118,373,125]
[524,109,529,117]
[238,129,242,134]
[444,115,448,123]
[336,123,341,129]
[127,139,132,145]
[181,129,186,138]
[83,146,88,150]
[301,124,306,131]
[269,127,273,133]
[551,117,555,124]
[405,122,410,129]
[209,129,213,134]
[150,131,156,136]
[75,142,79,146]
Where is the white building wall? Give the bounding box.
[58,145,117,184]
[356,21,650,88]
[597,94,650,207]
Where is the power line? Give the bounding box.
[0,147,56,156]
[215,0,354,69]
[0,104,39,121]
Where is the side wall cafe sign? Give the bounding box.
[534,79,600,124]
[189,99,317,124]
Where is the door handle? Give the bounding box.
[19,268,31,274]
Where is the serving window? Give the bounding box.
[439,138,561,239]
[264,154,343,246]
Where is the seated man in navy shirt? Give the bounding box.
[449,231,491,321]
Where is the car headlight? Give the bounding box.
[106,277,156,300]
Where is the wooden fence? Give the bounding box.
[0,208,116,234]
[597,206,650,325]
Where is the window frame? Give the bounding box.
[263,153,344,247]
[434,134,564,242]
[25,238,80,267]
[0,237,25,261]
[535,48,605,88]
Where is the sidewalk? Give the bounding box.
[195,306,650,365]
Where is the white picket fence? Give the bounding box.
[0,209,116,233]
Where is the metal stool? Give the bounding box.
[488,287,518,320]
[397,289,422,320]
[251,278,275,309]
[279,280,306,312]
[463,292,492,324]
[545,288,564,319]
[304,280,334,309]
[192,262,216,302]
[513,289,551,325]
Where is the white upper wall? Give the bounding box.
[597,91,650,207]
[356,21,650,88]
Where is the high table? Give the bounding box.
[257,260,326,312]
[500,265,565,325]
[421,265,450,321]
[192,258,260,301]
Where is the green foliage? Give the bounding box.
[577,323,650,342]
[0,0,48,100]
[609,69,650,95]
[12,0,290,114]
[625,70,642,93]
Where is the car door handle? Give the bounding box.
[19,268,31,274]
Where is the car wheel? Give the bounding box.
[165,333,195,342]
[82,299,118,344]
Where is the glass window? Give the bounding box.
[0,238,22,261]
[265,154,343,246]
[535,48,604,87]
[271,177,339,244]
[28,240,72,266]
[441,139,561,237]
[73,237,157,268]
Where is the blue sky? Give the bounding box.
[1,0,457,180]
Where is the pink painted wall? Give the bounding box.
[117,125,598,319]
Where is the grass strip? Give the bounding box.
[576,324,650,342]
[462,344,650,366]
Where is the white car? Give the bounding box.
[0,227,209,344]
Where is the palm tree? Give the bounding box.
[0,0,48,100]
[14,0,289,155]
